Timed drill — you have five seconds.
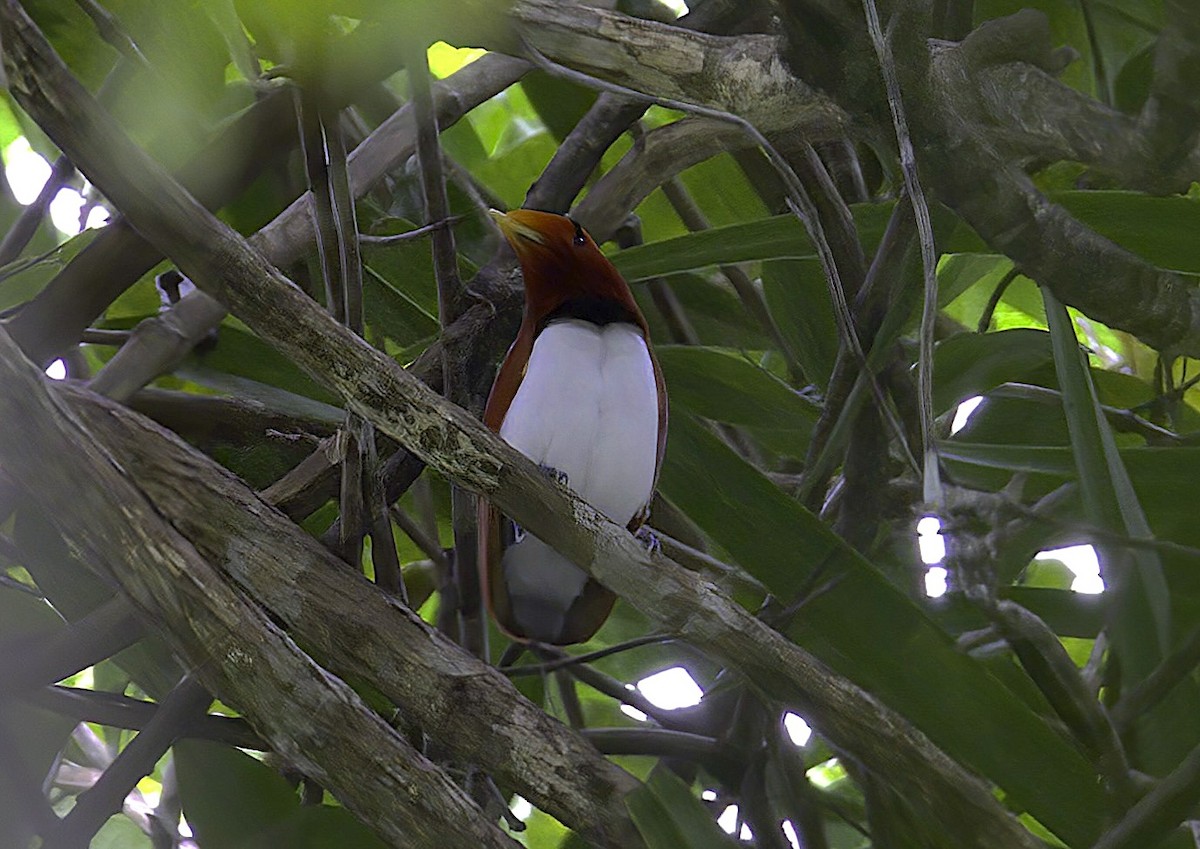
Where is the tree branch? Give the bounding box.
[527,2,1200,356]
[510,0,847,138]
[0,6,1045,846]
[0,330,520,849]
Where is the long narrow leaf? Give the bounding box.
[660,411,1104,845]
[1043,287,1199,773]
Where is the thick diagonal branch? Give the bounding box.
[0,329,518,849]
[0,5,1044,847]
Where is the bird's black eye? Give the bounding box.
[570,219,586,246]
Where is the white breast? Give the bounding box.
[500,319,659,524]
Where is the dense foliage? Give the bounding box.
[1,1,1200,848]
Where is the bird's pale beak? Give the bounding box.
[489,208,546,247]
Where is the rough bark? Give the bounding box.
[53,379,645,848]
[516,1,1200,356]
[0,5,1043,846]
[0,330,518,849]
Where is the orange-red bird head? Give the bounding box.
[489,208,645,333]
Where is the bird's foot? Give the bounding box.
[538,464,570,486]
[634,525,661,555]
[504,516,528,545]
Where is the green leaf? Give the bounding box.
[1043,288,1199,773]
[657,346,818,454]
[637,272,765,351]
[616,193,1200,290]
[0,228,101,313]
[180,321,342,406]
[661,412,1105,846]
[612,202,963,282]
[933,329,1054,412]
[92,813,153,849]
[176,739,299,848]
[1044,291,1170,654]
[1055,192,1200,273]
[520,70,597,141]
[762,258,838,387]
[627,768,739,849]
[275,804,388,849]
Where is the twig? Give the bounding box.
[554,670,586,729]
[974,596,1132,801]
[324,106,365,336]
[23,686,264,749]
[989,383,1181,445]
[977,266,1021,333]
[72,0,147,66]
[581,727,740,770]
[337,420,367,568]
[403,38,484,658]
[297,87,345,324]
[860,0,942,506]
[527,93,647,212]
[0,594,142,694]
[44,675,211,849]
[1112,627,1200,732]
[391,506,450,571]
[740,757,793,849]
[0,155,75,266]
[359,216,464,245]
[366,430,404,599]
[504,635,674,677]
[1089,744,1200,849]
[78,328,130,346]
[655,531,767,597]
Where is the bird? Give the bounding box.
[478,208,667,645]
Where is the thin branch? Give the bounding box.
[0,594,143,695]
[504,635,674,677]
[0,9,1050,844]
[23,686,264,749]
[72,0,148,66]
[45,675,210,849]
[359,216,463,245]
[861,0,942,506]
[1112,626,1200,733]
[1090,744,1200,849]
[403,37,484,658]
[297,87,345,323]
[581,727,740,770]
[988,383,1181,445]
[0,155,75,267]
[390,506,450,570]
[365,432,404,599]
[976,266,1020,333]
